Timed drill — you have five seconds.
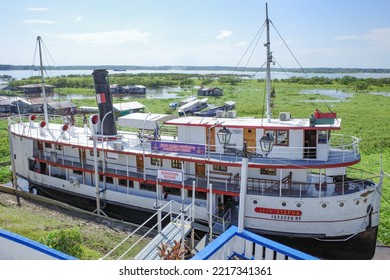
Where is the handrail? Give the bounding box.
[30,148,380,199]
[141,204,193,260]
[101,200,192,260]
[10,115,361,160]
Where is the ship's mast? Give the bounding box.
[37,36,49,125]
[265,3,272,122]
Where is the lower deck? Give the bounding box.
[30,147,376,201]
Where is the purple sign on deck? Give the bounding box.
[151,141,206,155]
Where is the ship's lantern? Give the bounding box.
[216,127,232,147]
[29,115,36,121]
[259,133,274,156]
[62,124,69,131]
[39,121,46,128]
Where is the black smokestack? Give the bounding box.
[92,69,117,136]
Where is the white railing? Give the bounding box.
[9,114,361,165]
[191,226,318,260]
[101,200,193,260]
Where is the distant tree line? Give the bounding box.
[8,73,390,91]
[2,64,390,73]
[272,75,390,90]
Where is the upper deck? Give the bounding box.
[9,114,359,170]
[164,115,341,130]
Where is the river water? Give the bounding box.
[2,69,390,81]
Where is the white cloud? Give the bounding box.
[235,41,247,47]
[58,30,151,45]
[26,7,49,12]
[74,16,83,22]
[334,35,358,41]
[362,28,390,47]
[336,28,390,48]
[216,30,232,40]
[24,19,55,24]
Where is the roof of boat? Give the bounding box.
[165,116,341,130]
[118,112,176,130]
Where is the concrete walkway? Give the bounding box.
[373,245,390,260]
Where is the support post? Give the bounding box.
[209,183,213,242]
[238,142,249,233]
[93,136,100,215]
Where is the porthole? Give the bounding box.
[339,202,344,207]
[355,200,360,205]
[281,202,286,207]
[253,200,258,204]
[321,203,327,208]
[296,203,301,208]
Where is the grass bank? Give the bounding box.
[1,75,389,247]
[0,190,149,259]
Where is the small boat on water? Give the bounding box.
[177,97,208,116]
[194,101,236,117]
[8,4,385,260]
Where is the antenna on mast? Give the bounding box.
[265,3,272,122]
[37,36,49,126]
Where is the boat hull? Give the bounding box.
[30,183,159,227]
[30,181,378,260]
[251,227,379,260]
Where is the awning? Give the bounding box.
[118,113,176,130]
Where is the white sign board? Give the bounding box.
[157,170,183,182]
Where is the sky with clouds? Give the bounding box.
[1,0,389,68]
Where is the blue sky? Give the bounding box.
[1,0,389,68]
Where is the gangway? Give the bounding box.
[101,200,194,260]
[134,220,192,260]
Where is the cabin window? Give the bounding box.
[260,168,276,176]
[37,141,43,151]
[171,160,182,169]
[99,175,114,184]
[151,158,163,166]
[213,165,227,172]
[140,183,156,192]
[162,186,181,197]
[45,142,52,149]
[187,190,207,200]
[73,169,82,175]
[276,130,289,145]
[318,130,328,144]
[118,179,134,188]
[55,144,62,151]
[90,149,100,157]
[265,130,289,146]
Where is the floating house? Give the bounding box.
[16,84,55,95]
[197,87,223,97]
[110,84,146,94]
[47,100,78,115]
[0,97,14,113]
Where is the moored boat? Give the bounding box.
[7,4,384,260]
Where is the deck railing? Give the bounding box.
[191,225,318,260]
[9,114,361,165]
[31,149,378,200]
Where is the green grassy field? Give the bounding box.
[1,74,389,247]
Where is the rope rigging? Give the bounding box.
[269,20,336,115]
[231,21,266,77]
[31,37,74,104]
[231,12,340,118]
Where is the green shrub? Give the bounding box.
[39,228,83,258]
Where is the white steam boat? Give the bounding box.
[8,4,383,259]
